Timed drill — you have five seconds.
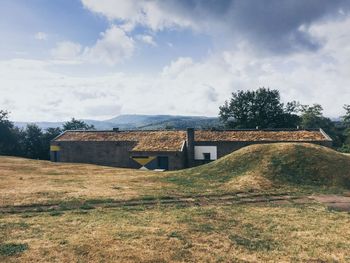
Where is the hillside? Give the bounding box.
[165,143,350,193]
[14,114,222,130]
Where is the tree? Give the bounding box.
[300,104,327,128]
[0,110,21,155]
[300,104,344,147]
[340,104,350,151]
[62,118,95,131]
[342,104,350,128]
[23,124,46,159]
[219,88,300,129]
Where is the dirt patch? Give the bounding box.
[311,195,350,212]
[0,192,302,214]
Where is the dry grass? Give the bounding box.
[2,143,350,206]
[195,130,328,141]
[1,144,350,262]
[1,203,350,262]
[0,156,165,206]
[56,130,186,151]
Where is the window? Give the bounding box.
[194,146,217,160]
[203,153,211,161]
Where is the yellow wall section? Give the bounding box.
[132,156,156,166]
[50,145,60,152]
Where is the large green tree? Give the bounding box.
[23,124,46,159]
[300,104,343,147]
[340,104,350,152]
[342,104,350,128]
[63,118,95,131]
[219,88,300,129]
[0,110,22,155]
[300,104,329,128]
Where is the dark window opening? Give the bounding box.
[203,153,211,161]
[157,156,169,170]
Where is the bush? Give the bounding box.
[338,144,350,153]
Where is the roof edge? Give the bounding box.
[319,128,333,141]
[52,128,324,133]
[51,130,67,142]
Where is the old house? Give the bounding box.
[50,128,332,170]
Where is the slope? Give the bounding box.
[164,143,350,193]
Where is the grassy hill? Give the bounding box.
[164,143,350,194]
[1,143,350,262]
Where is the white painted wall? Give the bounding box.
[194,146,217,160]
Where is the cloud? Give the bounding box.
[81,0,196,31]
[162,57,194,76]
[81,0,350,54]
[35,32,48,40]
[136,34,157,46]
[2,14,350,121]
[51,26,134,65]
[83,25,135,65]
[51,41,82,60]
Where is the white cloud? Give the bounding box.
[1,15,350,121]
[81,0,196,31]
[83,25,135,65]
[51,41,82,60]
[136,34,157,46]
[50,26,134,65]
[35,32,48,40]
[162,57,194,76]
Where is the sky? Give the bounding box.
[1,0,350,122]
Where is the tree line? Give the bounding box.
[0,113,94,160]
[219,88,350,151]
[1,87,350,160]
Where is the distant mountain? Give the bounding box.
[14,121,65,130]
[14,114,223,130]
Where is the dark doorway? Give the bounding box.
[157,156,169,170]
[53,152,59,162]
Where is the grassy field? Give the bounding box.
[1,143,350,262]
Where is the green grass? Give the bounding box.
[0,243,28,256]
[267,144,350,188]
[49,211,64,217]
[160,143,350,195]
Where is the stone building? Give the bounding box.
[50,128,332,170]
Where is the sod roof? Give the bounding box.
[55,131,186,152]
[54,129,331,152]
[195,130,329,142]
